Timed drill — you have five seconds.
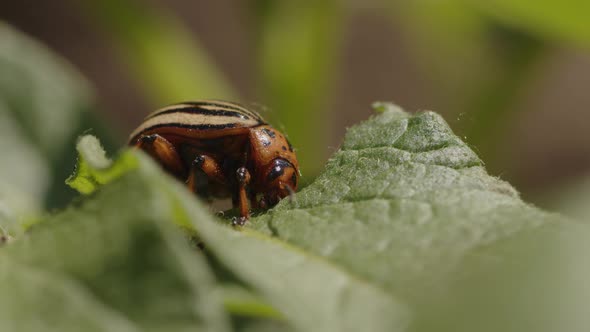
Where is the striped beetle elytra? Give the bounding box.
[129,100,299,225]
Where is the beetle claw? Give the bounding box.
[232,216,248,227]
[192,155,205,167]
[282,183,295,201]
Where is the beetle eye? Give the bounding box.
[263,158,299,207]
[267,159,293,182]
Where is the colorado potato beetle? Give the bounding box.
[129,100,299,225]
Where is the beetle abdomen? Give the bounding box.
[129,100,266,143]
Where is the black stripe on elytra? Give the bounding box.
[130,122,241,143]
[181,101,263,121]
[148,106,261,122]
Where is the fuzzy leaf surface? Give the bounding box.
[249,103,585,331]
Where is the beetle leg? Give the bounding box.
[233,167,251,226]
[187,154,226,196]
[135,134,185,176]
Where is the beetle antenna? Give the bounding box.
[282,183,296,205]
[282,183,294,195]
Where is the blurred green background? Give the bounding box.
[1,0,589,218]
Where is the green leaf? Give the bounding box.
[218,285,282,319]
[29,103,589,331]
[250,103,532,293]
[188,218,410,332]
[0,258,140,332]
[1,161,231,332]
[60,137,410,331]
[245,103,585,330]
[536,175,590,221]
[415,219,590,332]
[66,135,138,194]
[0,103,49,234]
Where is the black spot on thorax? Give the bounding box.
[261,128,276,138]
[259,135,271,147]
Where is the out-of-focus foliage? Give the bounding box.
[386,0,590,183]
[1,159,232,332]
[0,23,115,233]
[0,23,91,157]
[390,1,545,172]
[0,104,48,234]
[537,175,590,221]
[476,0,590,46]
[253,0,343,174]
[79,0,234,104]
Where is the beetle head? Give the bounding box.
[258,158,299,207]
[248,125,299,207]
